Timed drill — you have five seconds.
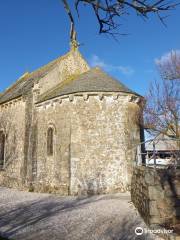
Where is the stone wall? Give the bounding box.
[35,93,142,195]
[0,98,26,189]
[0,91,143,195]
[131,166,180,228]
[0,50,143,195]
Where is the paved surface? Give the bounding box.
[0,187,160,240]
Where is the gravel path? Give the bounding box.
[0,187,159,240]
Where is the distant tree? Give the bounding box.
[144,78,179,140]
[144,55,180,164]
[156,50,180,80]
[61,0,180,40]
[144,50,180,141]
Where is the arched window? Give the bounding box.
[47,127,54,156]
[0,131,5,166]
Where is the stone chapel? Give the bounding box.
[0,47,144,195]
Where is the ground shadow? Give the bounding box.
[0,193,131,239]
[158,166,180,233]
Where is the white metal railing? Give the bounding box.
[135,138,180,169]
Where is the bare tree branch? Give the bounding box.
[60,1,179,40]
[144,78,180,143]
[74,0,180,35]
[144,50,180,146]
[157,50,180,80]
[61,0,79,49]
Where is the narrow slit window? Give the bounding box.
[0,131,5,166]
[47,127,54,156]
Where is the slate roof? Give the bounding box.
[0,53,69,104]
[38,67,139,103]
[0,53,139,105]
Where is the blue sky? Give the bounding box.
[0,0,180,96]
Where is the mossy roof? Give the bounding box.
[0,54,140,105]
[38,67,139,103]
[0,52,71,104]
